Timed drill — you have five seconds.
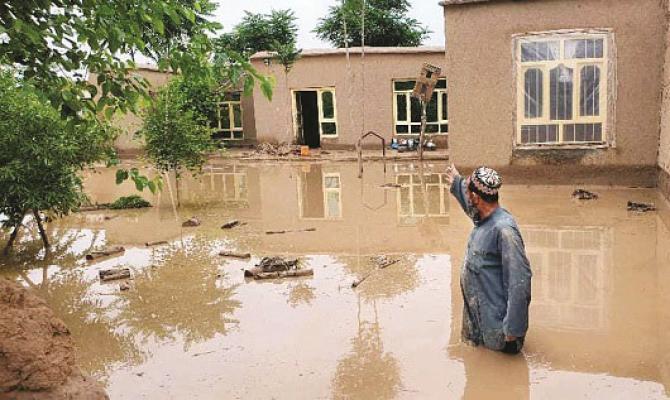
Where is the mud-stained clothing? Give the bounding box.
[450,175,532,352]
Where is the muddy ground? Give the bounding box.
[1,161,669,399]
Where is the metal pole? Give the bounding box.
[419,100,427,161]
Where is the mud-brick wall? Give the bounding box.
[444,0,665,184]
[659,0,670,201]
[88,68,257,155]
[250,49,446,150]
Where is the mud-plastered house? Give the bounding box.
[440,0,667,188]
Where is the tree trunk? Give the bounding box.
[3,222,21,255]
[33,210,50,249]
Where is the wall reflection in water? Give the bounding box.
[524,226,610,331]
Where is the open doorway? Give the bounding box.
[295,91,320,148]
[293,88,338,148]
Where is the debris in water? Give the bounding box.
[221,220,240,229]
[244,256,312,280]
[258,256,298,272]
[104,215,118,220]
[99,268,131,282]
[119,281,131,291]
[254,142,295,157]
[380,183,402,189]
[627,201,656,212]
[86,246,125,260]
[251,269,314,280]
[352,256,400,288]
[182,217,201,227]
[145,241,168,247]
[572,189,598,200]
[265,228,316,235]
[219,251,251,259]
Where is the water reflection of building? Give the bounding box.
[297,167,342,219]
[395,165,449,225]
[179,164,250,208]
[523,226,611,331]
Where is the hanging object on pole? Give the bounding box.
[412,63,442,102]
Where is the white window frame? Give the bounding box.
[296,171,342,220]
[514,29,615,149]
[317,88,338,138]
[393,79,448,136]
[216,93,244,140]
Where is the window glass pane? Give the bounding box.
[396,124,409,134]
[564,123,602,142]
[224,92,241,101]
[411,125,421,133]
[426,124,439,133]
[521,125,558,144]
[326,191,341,218]
[396,94,407,121]
[580,66,600,116]
[394,81,415,91]
[440,123,449,133]
[441,92,448,121]
[435,79,447,89]
[521,41,559,62]
[233,104,242,128]
[220,103,231,129]
[321,91,334,119]
[524,68,543,118]
[324,176,340,189]
[550,65,573,120]
[321,122,337,135]
[566,39,604,59]
[233,130,243,139]
[426,92,438,122]
[410,97,421,122]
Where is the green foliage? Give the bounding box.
[215,9,298,58]
[141,78,215,177]
[0,72,115,229]
[273,41,302,74]
[0,0,219,119]
[108,195,152,210]
[314,0,430,47]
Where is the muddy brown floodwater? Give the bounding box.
[1,161,670,400]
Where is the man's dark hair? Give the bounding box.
[468,179,499,203]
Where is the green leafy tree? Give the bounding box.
[215,9,299,58]
[314,0,430,47]
[140,77,215,206]
[0,73,115,253]
[1,1,273,195]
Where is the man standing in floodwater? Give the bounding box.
[446,164,532,354]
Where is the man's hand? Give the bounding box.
[445,163,460,186]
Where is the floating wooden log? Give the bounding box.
[221,220,240,229]
[251,269,314,280]
[145,241,168,247]
[219,251,251,259]
[265,228,316,235]
[86,246,125,260]
[99,268,131,282]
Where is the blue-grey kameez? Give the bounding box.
[450,175,532,351]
